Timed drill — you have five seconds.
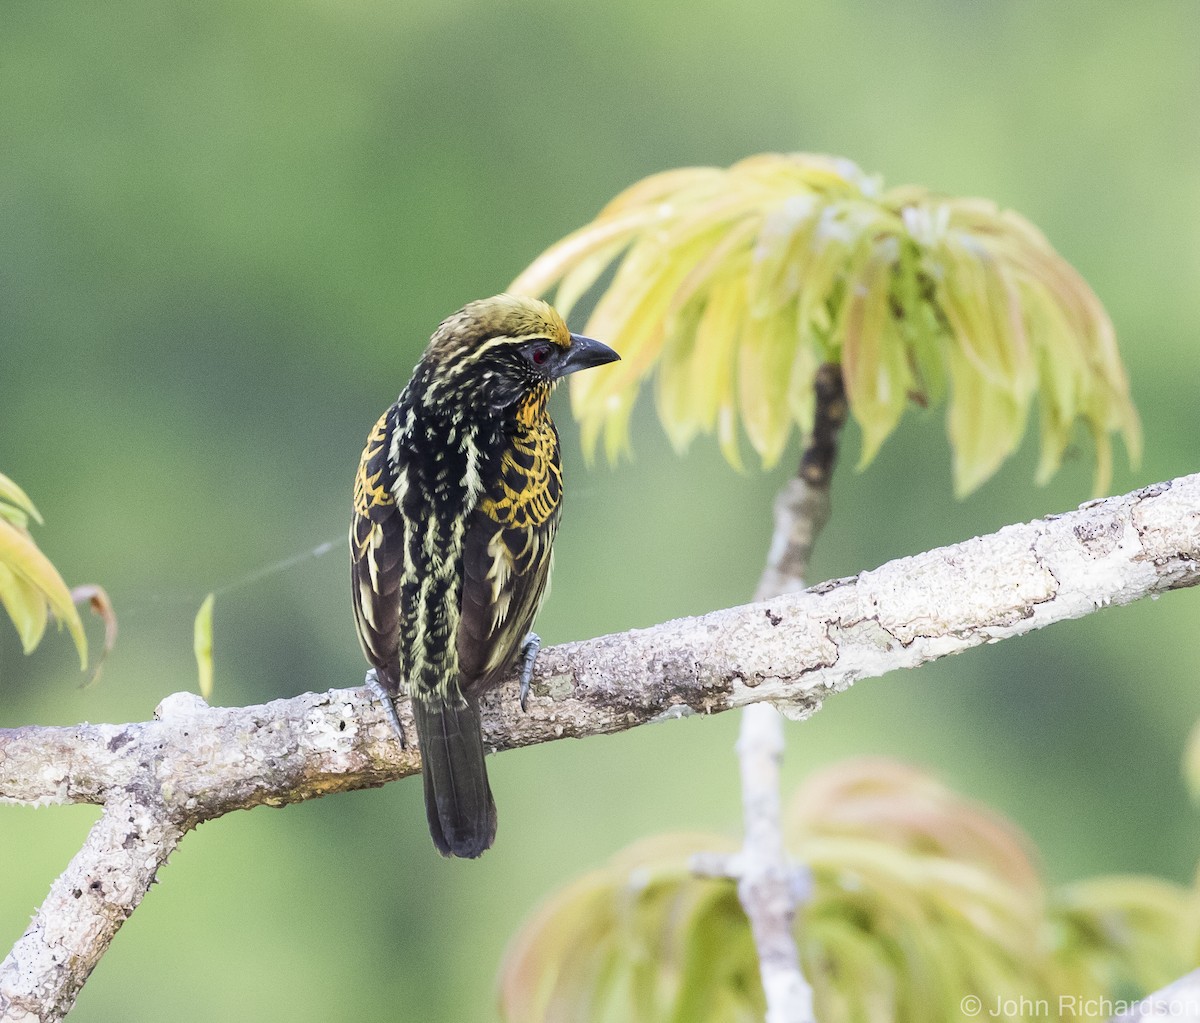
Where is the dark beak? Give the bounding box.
[556,333,620,378]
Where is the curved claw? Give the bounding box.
[517,633,541,712]
[365,668,407,747]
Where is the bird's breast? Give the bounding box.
[479,420,563,535]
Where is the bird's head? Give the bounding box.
[416,294,620,420]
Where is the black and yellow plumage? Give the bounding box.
[350,294,619,858]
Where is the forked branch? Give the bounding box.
[3,473,1200,1020]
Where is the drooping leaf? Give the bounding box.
[72,584,117,688]
[945,347,1030,498]
[834,236,913,469]
[0,515,87,668]
[654,296,707,452]
[553,236,633,323]
[686,270,747,443]
[515,207,667,302]
[669,882,761,1023]
[784,316,820,437]
[0,562,49,654]
[194,592,215,700]
[738,302,798,467]
[0,472,43,528]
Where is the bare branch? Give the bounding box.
[755,364,845,601]
[1,805,185,1022]
[718,364,844,1023]
[5,474,1200,812]
[733,704,815,1023]
[692,707,815,1023]
[2,473,1200,1019]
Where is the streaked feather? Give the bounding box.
[349,295,615,858]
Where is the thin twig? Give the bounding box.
[756,363,846,599]
[729,705,814,1023]
[724,363,844,1023]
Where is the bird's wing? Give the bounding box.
[349,405,406,686]
[456,425,561,688]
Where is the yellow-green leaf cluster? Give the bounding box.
[499,833,761,1023]
[0,472,87,668]
[511,153,1140,495]
[1050,875,1200,1001]
[498,758,1194,1023]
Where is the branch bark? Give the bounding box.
[692,708,815,1023]
[755,363,845,600]
[3,473,1200,1019]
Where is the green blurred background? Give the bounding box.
[3,2,1199,1019]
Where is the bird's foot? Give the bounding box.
[366,669,407,747]
[517,632,541,712]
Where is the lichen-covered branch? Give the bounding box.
[0,804,185,1022]
[3,473,1200,1020]
[725,706,816,1023]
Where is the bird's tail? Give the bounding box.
[410,695,497,858]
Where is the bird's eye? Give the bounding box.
[525,342,553,367]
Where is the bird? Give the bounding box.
[350,294,619,858]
